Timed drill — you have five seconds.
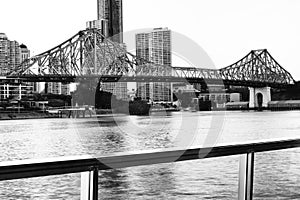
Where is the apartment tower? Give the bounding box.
[0,33,34,100]
[97,0,123,43]
[136,28,172,102]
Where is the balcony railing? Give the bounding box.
[1,138,300,200]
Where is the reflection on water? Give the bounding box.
[0,174,80,200]
[0,111,300,199]
[99,169,131,199]
[254,148,300,199]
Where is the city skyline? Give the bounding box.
[0,0,300,80]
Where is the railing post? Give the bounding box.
[81,168,98,200]
[93,167,99,200]
[238,152,255,200]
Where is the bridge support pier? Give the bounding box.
[248,87,271,109]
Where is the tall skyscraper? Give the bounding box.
[136,28,172,66]
[136,28,173,102]
[86,19,108,37]
[97,0,123,43]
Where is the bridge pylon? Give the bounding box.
[248,87,271,109]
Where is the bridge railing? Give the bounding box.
[1,138,300,200]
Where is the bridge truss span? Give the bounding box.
[6,29,296,87]
[9,29,177,79]
[219,49,295,85]
[172,67,221,80]
[10,29,130,76]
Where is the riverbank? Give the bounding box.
[0,111,55,120]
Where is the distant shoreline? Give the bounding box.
[0,112,55,120]
[1,108,299,121]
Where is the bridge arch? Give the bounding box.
[249,87,271,109]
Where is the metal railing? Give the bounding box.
[1,138,300,200]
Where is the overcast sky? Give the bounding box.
[1,0,300,80]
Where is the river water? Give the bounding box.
[0,110,300,199]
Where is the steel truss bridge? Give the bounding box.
[4,29,295,88]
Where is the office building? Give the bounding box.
[97,0,123,43]
[136,28,173,102]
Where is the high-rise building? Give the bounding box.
[97,0,123,43]
[136,28,173,102]
[20,44,30,63]
[0,33,9,75]
[86,19,102,30]
[8,41,21,70]
[136,28,172,66]
[0,34,34,100]
[19,43,35,97]
[0,33,22,75]
[86,19,108,37]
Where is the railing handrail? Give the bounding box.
[1,138,300,181]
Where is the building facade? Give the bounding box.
[97,0,123,43]
[136,28,173,102]
[0,33,22,75]
[0,34,9,76]
[0,83,34,101]
[136,28,172,66]
[0,34,34,101]
[100,82,128,100]
[86,19,108,37]
[47,82,70,95]
[20,44,30,63]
